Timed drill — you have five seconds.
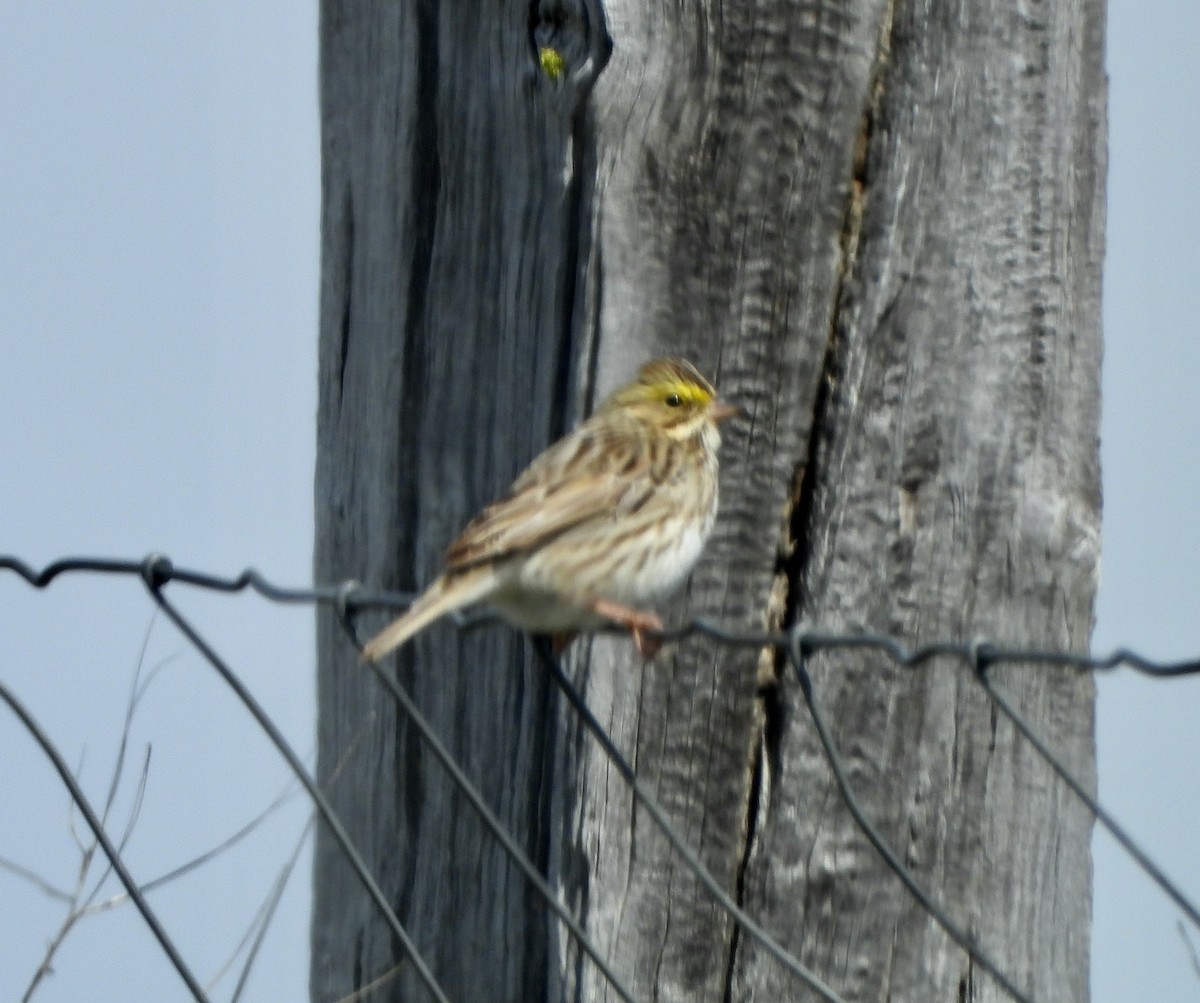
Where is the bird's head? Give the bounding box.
[600,358,741,440]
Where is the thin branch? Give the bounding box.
[333,961,407,1003]
[80,745,152,914]
[139,776,299,899]
[0,856,73,904]
[206,819,313,1001]
[1178,919,1200,983]
[231,822,311,1002]
[0,678,207,1001]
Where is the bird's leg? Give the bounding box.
[588,599,664,659]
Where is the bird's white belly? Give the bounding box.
[488,508,714,634]
[613,520,707,604]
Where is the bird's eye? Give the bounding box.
[665,393,682,407]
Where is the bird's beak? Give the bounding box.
[709,400,743,423]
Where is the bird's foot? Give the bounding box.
[589,599,664,659]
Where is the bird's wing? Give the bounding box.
[444,424,652,571]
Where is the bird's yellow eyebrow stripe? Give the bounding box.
[663,380,714,405]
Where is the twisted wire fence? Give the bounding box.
[3,553,1198,1003]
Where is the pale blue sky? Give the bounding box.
[1,2,1196,1001]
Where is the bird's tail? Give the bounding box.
[361,567,498,662]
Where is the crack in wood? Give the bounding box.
[336,188,354,405]
[722,6,903,995]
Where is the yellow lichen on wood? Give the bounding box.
[539,46,566,80]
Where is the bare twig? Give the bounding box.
[22,625,166,1000]
[1179,919,1200,982]
[0,679,206,1001]
[0,856,72,904]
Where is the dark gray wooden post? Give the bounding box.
[311,2,607,999]
[313,0,1104,999]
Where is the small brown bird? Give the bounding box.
[361,358,739,661]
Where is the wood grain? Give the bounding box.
[313,2,596,999]
[313,0,1104,998]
